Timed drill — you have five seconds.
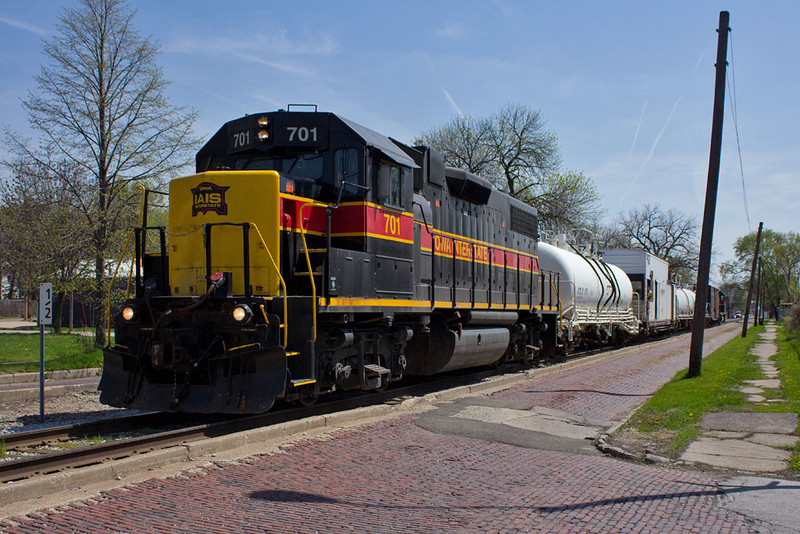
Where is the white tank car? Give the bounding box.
[537,241,639,348]
[673,287,696,325]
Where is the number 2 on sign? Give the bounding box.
[383,214,401,237]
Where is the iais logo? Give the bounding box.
[191,182,230,216]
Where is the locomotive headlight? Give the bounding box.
[256,115,270,128]
[121,305,137,322]
[232,304,253,323]
[257,129,270,142]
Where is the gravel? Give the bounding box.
[0,390,141,437]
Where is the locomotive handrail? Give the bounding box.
[106,184,150,343]
[542,270,563,331]
[197,220,290,348]
[412,199,540,312]
[298,201,330,343]
[248,222,289,348]
[106,227,136,342]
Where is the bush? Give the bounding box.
[785,305,800,336]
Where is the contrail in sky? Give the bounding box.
[422,51,464,117]
[621,97,681,205]
[0,15,47,36]
[441,85,464,117]
[617,101,647,183]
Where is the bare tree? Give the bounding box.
[487,104,561,197]
[415,115,496,176]
[415,104,598,230]
[613,203,699,280]
[4,0,199,345]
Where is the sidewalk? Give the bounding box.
[0,318,39,334]
[0,317,95,336]
[680,323,798,473]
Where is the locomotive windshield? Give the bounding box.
[230,148,362,203]
[233,153,324,179]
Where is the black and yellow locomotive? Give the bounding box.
[99,106,560,413]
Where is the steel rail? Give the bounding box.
[1,412,169,450]
[0,367,501,484]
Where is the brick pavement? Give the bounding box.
[1,323,759,533]
[1,418,752,533]
[492,326,738,423]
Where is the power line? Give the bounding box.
[726,29,752,232]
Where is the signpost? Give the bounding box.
[38,282,53,422]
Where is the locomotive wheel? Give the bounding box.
[293,385,319,407]
[375,376,389,392]
[295,395,319,407]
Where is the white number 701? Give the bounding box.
[287,126,318,142]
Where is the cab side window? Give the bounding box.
[378,160,406,209]
[335,148,360,201]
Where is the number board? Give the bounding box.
[228,127,256,153]
[274,115,328,147]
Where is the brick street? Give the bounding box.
[1,322,763,533]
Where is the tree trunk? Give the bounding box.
[53,290,65,334]
[7,272,16,299]
[94,253,106,347]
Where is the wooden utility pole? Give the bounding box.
[754,260,762,326]
[758,268,766,325]
[688,11,730,378]
[742,221,763,337]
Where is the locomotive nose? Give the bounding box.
[168,170,282,298]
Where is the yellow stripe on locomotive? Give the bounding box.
[169,170,281,297]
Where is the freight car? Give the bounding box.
[535,237,639,351]
[99,107,562,413]
[600,248,725,332]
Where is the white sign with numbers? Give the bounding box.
[39,282,53,326]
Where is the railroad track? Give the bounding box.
[0,367,501,484]
[0,323,736,488]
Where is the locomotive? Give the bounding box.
[99,106,562,413]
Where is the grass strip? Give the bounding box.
[0,333,102,374]
[624,325,764,455]
[773,327,800,473]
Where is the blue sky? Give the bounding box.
[1,1,798,277]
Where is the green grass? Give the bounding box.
[773,327,800,473]
[625,325,765,454]
[0,333,102,373]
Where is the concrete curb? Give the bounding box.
[0,368,102,385]
[0,369,103,401]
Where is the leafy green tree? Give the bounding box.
[519,170,600,233]
[4,0,199,345]
[721,229,800,317]
[0,158,94,332]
